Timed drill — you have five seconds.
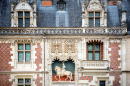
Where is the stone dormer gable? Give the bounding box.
[87,0,102,11]
[15,1,32,11]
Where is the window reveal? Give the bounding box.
[18,44,31,62]
[87,42,103,60]
[89,12,100,27]
[18,12,30,27]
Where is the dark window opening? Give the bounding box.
[57,0,66,11]
[100,81,105,86]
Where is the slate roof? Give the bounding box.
[0,0,130,30]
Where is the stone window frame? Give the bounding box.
[18,11,30,27]
[88,11,101,27]
[14,75,33,86]
[86,42,103,61]
[17,43,32,63]
[18,78,31,86]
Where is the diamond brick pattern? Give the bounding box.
[0,74,12,86]
[35,74,42,86]
[80,74,93,82]
[35,43,42,71]
[109,43,121,70]
[0,43,13,71]
[110,73,121,86]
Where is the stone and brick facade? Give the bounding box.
[0,0,130,86]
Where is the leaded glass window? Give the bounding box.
[87,43,102,60]
[18,79,31,86]
[18,12,30,27]
[89,12,100,27]
[18,44,31,62]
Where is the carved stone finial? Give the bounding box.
[121,10,127,27]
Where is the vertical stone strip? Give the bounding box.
[109,42,121,86]
[35,43,42,71]
[0,43,13,86]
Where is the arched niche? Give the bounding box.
[52,58,75,81]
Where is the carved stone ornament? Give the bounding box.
[55,62,73,81]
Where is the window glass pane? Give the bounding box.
[18,79,23,83]
[89,12,93,17]
[100,81,105,86]
[95,18,100,27]
[89,18,93,27]
[25,12,30,17]
[25,44,30,50]
[95,52,100,60]
[18,52,23,62]
[18,12,23,17]
[25,52,30,62]
[18,18,23,27]
[25,18,30,27]
[25,79,31,83]
[88,44,93,50]
[95,44,100,50]
[88,52,93,60]
[18,44,23,50]
[95,12,100,17]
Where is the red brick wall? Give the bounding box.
[42,1,52,6]
[110,73,121,86]
[109,43,121,70]
[109,43,121,86]
[35,74,42,86]
[0,43,13,71]
[80,74,93,82]
[0,74,12,86]
[35,43,42,71]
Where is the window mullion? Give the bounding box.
[100,43,101,60]
[23,11,25,27]
[93,43,95,60]
[94,12,95,27]
[24,43,25,62]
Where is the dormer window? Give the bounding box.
[82,0,107,27]
[57,0,66,11]
[11,0,37,27]
[18,12,30,27]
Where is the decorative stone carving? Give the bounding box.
[15,2,32,10]
[121,10,127,27]
[55,62,73,81]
